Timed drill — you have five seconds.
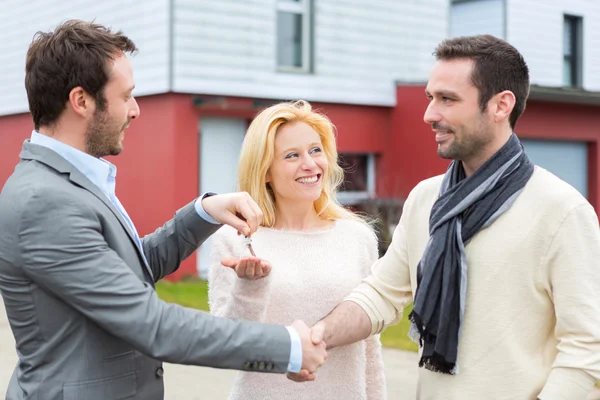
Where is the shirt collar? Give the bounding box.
[29,130,117,196]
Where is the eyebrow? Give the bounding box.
[425,89,460,99]
[279,142,323,156]
[124,85,135,94]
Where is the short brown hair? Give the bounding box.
[25,20,138,130]
[434,34,530,129]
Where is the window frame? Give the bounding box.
[275,0,313,74]
[563,14,583,87]
[337,153,377,205]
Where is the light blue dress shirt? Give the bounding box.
[29,130,303,373]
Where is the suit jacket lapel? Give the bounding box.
[20,141,155,281]
[67,168,155,281]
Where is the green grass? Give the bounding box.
[379,303,419,352]
[156,277,210,311]
[156,278,418,352]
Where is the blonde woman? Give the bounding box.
[208,100,387,399]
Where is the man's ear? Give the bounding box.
[491,90,516,124]
[68,86,93,118]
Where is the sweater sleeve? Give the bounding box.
[358,223,388,400]
[365,334,388,400]
[345,193,416,335]
[537,202,600,400]
[207,227,272,322]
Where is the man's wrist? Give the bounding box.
[285,326,303,373]
[193,192,220,224]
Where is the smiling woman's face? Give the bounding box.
[266,121,329,205]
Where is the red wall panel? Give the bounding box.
[312,102,390,153]
[0,94,201,280]
[517,101,600,141]
[516,100,600,211]
[104,94,200,279]
[0,113,34,186]
[0,94,391,280]
[3,89,596,280]
[386,85,450,199]
[389,85,600,211]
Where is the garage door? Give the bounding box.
[197,117,247,278]
[520,139,587,198]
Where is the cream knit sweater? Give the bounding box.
[346,166,600,400]
[208,219,387,400]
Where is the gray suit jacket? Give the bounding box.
[0,141,291,400]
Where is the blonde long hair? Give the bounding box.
[238,100,366,227]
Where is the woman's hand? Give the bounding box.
[221,257,272,280]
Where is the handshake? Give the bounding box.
[288,320,328,383]
[220,257,330,382]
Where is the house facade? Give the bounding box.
[1,0,598,279]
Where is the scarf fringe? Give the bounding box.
[409,310,458,375]
[418,353,457,375]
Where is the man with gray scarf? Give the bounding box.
[288,35,600,400]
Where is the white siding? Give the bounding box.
[450,0,505,39]
[0,0,451,113]
[172,0,449,106]
[0,0,170,117]
[507,0,600,90]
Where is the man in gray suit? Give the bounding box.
[0,20,326,400]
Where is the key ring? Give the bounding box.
[241,236,256,257]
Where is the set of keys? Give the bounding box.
[242,235,256,257]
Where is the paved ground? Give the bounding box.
[161,346,419,400]
[1,298,599,399]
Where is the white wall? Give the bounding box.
[448,0,600,90]
[172,0,449,107]
[507,0,600,90]
[0,0,170,116]
[4,1,600,116]
[0,0,450,115]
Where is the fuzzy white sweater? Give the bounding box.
[208,219,387,400]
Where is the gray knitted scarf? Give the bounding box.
[408,133,534,374]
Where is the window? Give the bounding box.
[449,0,506,40]
[337,153,376,205]
[563,15,583,87]
[276,0,312,73]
